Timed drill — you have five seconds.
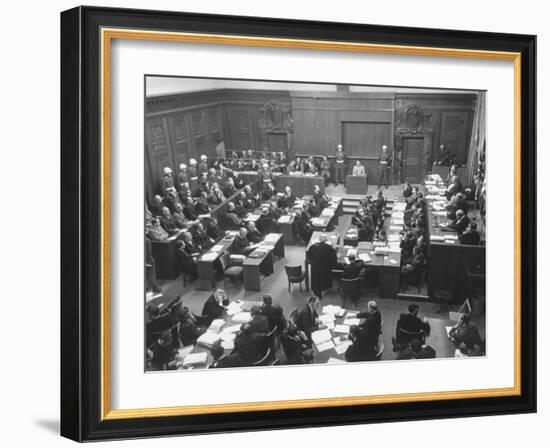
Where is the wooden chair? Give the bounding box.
[396,327,426,346]
[253,347,272,366]
[264,326,279,355]
[219,252,243,288]
[285,265,306,292]
[288,307,299,326]
[269,358,280,366]
[339,277,361,307]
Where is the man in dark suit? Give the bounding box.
[246,221,263,244]
[357,300,382,335]
[306,234,337,298]
[175,240,198,280]
[209,341,245,369]
[260,294,285,333]
[345,325,378,362]
[278,186,296,209]
[232,227,254,255]
[201,288,229,325]
[205,217,223,241]
[234,323,268,365]
[450,209,470,235]
[459,222,481,245]
[248,305,270,334]
[394,304,431,347]
[296,296,322,344]
[342,253,363,279]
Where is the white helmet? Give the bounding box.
[179,163,187,170]
[163,167,172,175]
[189,158,197,165]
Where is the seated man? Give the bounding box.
[296,296,322,345]
[280,323,310,364]
[260,294,285,333]
[294,208,313,242]
[172,203,188,228]
[174,240,198,279]
[278,186,296,209]
[205,216,223,241]
[223,177,237,198]
[449,313,483,351]
[394,304,431,348]
[234,323,269,365]
[147,330,177,370]
[147,218,169,242]
[182,197,198,221]
[356,300,382,335]
[400,245,427,290]
[352,160,366,176]
[193,221,214,249]
[256,207,278,235]
[194,191,211,215]
[224,202,243,230]
[261,182,278,201]
[449,209,470,235]
[232,227,254,255]
[246,221,263,244]
[248,305,270,334]
[159,207,180,235]
[402,181,414,198]
[342,253,364,279]
[312,185,329,211]
[459,221,481,245]
[149,194,165,217]
[177,306,205,347]
[209,341,245,368]
[201,288,229,325]
[345,325,378,362]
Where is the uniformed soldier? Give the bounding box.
[188,158,199,186]
[334,144,346,186]
[198,154,209,176]
[176,163,189,191]
[377,145,392,189]
[160,167,176,195]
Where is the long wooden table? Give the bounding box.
[424,176,485,301]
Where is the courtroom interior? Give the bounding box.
[144,77,487,371]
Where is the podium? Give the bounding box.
[346,175,368,194]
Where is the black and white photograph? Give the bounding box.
[144,76,487,371]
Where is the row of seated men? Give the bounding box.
[147,289,483,370]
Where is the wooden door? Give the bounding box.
[145,116,174,195]
[402,137,424,183]
[440,110,470,164]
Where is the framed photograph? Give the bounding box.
[60,6,536,441]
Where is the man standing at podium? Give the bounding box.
[377,145,392,189]
[334,144,346,186]
[352,160,366,176]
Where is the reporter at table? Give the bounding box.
[296,296,323,345]
[201,288,230,324]
[345,325,378,362]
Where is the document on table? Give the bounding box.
[343,317,360,326]
[208,319,225,333]
[327,357,346,364]
[220,332,236,342]
[211,244,224,252]
[316,340,335,353]
[334,324,350,334]
[201,252,218,261]
[334,340,353,355]
[311,328,333,346]
[182,352,208,366]
[196,332,221,347]
[226,301,242,316]
[177,345,194,360]
[278,215,291,223]
[221,340,235,350]
[319,314,336,325]
[232,312,252,323]
[222,324,242,333]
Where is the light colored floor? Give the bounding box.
[154,182,486,361]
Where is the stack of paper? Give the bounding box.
[264,233,281,243]
[196,332,220,348]
[311,329,332,346]
[278,215,292,224]
[334,340,353,355]
[208,319,225,333]
[343,317,360,326]
[221,340,235,350]
[334,324,350,334]
[211,244,224,252]
[316,340,335,353]
[177,345,194,361]
[319,314,336,325]
[374,247,390,255]
[226,301,242,316]
[430,235,445,242]
[222,324,242,334]
[322,304,345,317]
[327,357,345,364]
[311,218,325,226]
[182,352,208,367]
[220,332,236,342]
[232,312,252,323]
[357,253,371,263]
[201,252,219,261]
[321,208,334,217]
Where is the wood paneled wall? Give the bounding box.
[145,88,477,201]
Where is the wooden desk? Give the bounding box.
[274,174,325,197]
[195,236,236,290]
[346,175,368,195]
[150,238,178,280]
[277,214,295,244]
[243,250,274,291]
[424,179,485,301]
